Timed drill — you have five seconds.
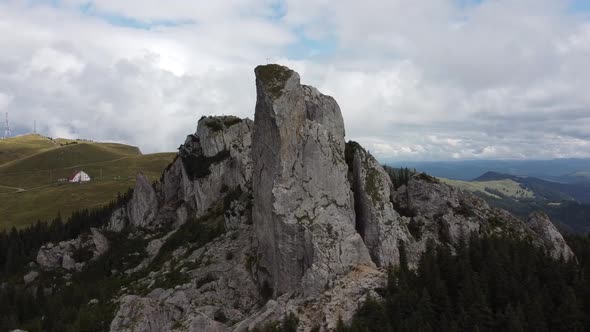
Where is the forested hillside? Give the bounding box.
[341,234,590,332]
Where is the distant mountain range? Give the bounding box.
[428,169,590,234]
[474,171,590,203]
[391,158,590,184]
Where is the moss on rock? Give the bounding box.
[255,64,294,100]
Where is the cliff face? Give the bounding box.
[252,65,372,296]
[28,64,575,332]
[348,143,412,268]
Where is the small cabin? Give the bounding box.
[68,170,91,183]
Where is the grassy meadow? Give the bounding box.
[0,134,176,229]
[440,178,535,200]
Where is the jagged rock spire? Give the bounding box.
[252,64,373,296]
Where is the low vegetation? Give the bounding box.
[180,149,229,180]
[440,178,535,200]
[0,134,175,229]
[255,64,294,100]
[0,134,57,165]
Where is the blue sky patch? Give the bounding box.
[570,0,590,12]
[77,2,194,30]
[286,29,338,60]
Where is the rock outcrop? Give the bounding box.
[109,224,259,332]
[36,228,109,271]
[24,64,575,332]
[348,143,412,267]
[23,270,39,285]
[252,64,372,297]
[127,173,159,229]
[159,116,253,219]
[527,211,575,260]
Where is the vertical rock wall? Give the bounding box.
[252,64,372,296]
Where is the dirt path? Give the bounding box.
[0,185,25,192]
[0,156,130,197]
[0,156,129,176]
[61,155,129,170]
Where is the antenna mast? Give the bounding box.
[3,112,10,139]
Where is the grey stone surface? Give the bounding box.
[107,208,128,232]
[527,211,575,261]
[102,64,576,331]
[252,64,372,297]
[127,173,159,229]
[61,254,76,271]
[23,270,39,285]
[159,116,253,220]
[350,145,412,267]
[36,230,109,271]
[91,228,109,257]
[110,225,259,332]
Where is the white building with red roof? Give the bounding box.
[68,170,91,183]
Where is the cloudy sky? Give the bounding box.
[1,0,590,160]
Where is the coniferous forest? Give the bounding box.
[340,234,590,332]
[1,187,590,331]
[0,190,133,332]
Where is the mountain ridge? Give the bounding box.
[1,65,578,331]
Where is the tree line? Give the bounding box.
[339,233,590,332]
[0,189,132,277]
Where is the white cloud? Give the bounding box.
[0,0,589,161]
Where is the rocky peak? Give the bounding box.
[252,64,372,297]
[43,64,576,332]
[160,115,253,219]
[196,116,249,158]
[127,172,159,229]
[254,64,296,102]
[527,211,575,261]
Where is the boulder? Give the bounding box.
[36,246,61,270]
[61,254,76,271]
[109,295,183,332]
[91,228,109,257]
[107,207,128,232]
[23,271,39,285]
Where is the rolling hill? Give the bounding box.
[440,171,590,233]
[394,158,590,182]
[474,171,590,203]
[0,134,58,165]
[0,134,176,229]
[439,177,535,200]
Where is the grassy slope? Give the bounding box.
[0,135,175,229]
[0,134,58,166]
[440,178,535,200]
[570,171,590,179]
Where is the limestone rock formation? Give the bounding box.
[107,115,256,331]
[252,64,372,296]
[527,211,575,260]
[24,64,577,332]
[159,116,253,218]
[109,224,259,332]
[127,173,159,229]
[348,143,412,267]
[23,270,39,285]
[36,228,109,271]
